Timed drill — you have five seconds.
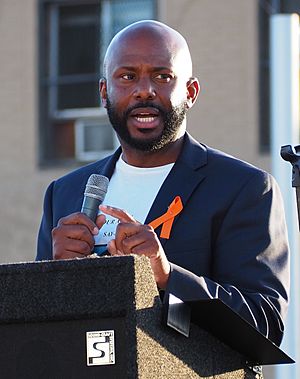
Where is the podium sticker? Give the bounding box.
[86,330,115,366]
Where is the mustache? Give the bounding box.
[124,102,165,118]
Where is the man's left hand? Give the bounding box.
[99,205,170,289]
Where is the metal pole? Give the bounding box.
[270,14,300,379]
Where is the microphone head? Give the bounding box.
[84,174,109,201]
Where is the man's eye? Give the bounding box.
[155,73,173,81]
[121,73,135,80]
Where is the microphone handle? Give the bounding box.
[81,196,102,222]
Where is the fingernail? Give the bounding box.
[93,227,99,235]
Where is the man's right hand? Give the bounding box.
[52,212,106,260]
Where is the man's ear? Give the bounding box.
[99,78,108,108]
[186,77,200,109]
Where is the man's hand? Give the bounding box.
[100,205,170,289]
[52,212,106,260]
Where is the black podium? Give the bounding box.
[0,256,292,378]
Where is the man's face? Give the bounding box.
[101,28,193,152]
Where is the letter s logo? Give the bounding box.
[88,342,105,365]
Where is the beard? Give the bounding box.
[106,98,187,152]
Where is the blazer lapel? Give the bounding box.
[95,147,122,179]
[144,133,207,246]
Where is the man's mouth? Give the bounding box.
[129,107,160,129]
[135,114,157,123]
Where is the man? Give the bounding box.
[37,20,289,346]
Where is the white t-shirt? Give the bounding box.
[94,156,174,254]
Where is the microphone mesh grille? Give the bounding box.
[84,174,109,201]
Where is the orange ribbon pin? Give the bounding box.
[149,196,183,239]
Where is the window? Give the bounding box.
[38,0,156,166]
[258,0,300,151]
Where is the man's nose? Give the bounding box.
[133,78,156,100]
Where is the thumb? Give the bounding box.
[107,239,123,256]
[95,213,106,230]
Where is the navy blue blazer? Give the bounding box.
[37,133,289,345]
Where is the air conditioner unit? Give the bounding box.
[75,117,118,162]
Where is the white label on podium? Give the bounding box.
[86,330,115,366]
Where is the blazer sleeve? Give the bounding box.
[36,181,55,261]
[166,171,290,346]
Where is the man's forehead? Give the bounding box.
[107,33,181,69]
[111,51,175,68]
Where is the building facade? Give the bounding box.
[1,1,300,378]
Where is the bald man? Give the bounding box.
[37,20,289,347]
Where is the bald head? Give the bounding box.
[103,20,193,79]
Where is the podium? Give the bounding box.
[0,256,292,378]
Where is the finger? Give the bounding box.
[52,224,95,250]
[99,205,139,224]
[131,240,160,257]
[107,239,124,256]
[114,223,138,253]
[115,223,151,255]
[53,238,92,260]
[54,251,87,260]
[95,213,106,229]
[122,228,160,257]
[107,239,117,255]
[58,212,99,235]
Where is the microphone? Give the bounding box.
[81,174,109,222]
